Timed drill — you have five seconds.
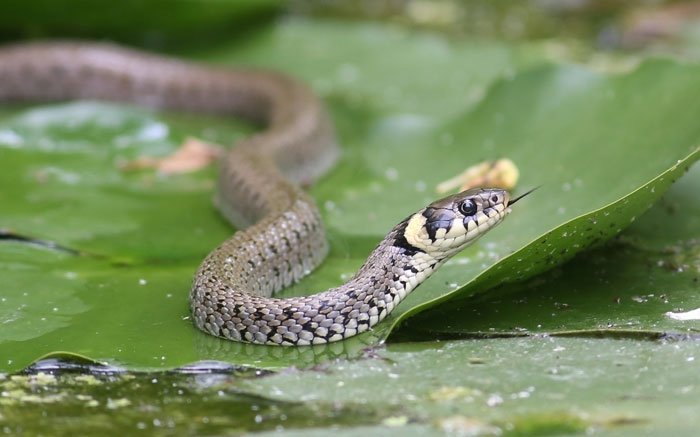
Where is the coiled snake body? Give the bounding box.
[0,42,514,346]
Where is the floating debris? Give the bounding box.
[666,307,700,321]
[436,158,519,193]
[121,137,223,174]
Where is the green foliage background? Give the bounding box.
[0,2,699,435]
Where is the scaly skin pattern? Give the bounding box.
[0,41,513,346]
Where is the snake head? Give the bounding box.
[403,188,511,257]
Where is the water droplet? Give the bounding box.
[385,167,399,181]
[0,129,23,148]
[486,394,503,407]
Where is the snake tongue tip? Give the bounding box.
[508,186,540,206]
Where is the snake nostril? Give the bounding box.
[491,195,499,203]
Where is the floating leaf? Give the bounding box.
[394,157,700,338]
[0,21,698,373]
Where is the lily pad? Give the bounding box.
[394,161,700,339]
[0,20,699,372]
[3,337,698,435]
[234,337,700,436]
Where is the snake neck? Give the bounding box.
[335,216,446,327]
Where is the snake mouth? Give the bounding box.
[508,186,539,207]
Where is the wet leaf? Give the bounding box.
[6,337,697,435]
[0,366,382,435]
[0,20,699,373]
[233,338,700,436]
[394,158,700,339]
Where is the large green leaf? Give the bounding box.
[357,61,700,336]
[191,19,538,119]
[236,337,700,436]
[394,163,700,339]
[3,337,699,435]
[0,20,699,373]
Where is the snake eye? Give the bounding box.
[459,199,477,216]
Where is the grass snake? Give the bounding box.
[0,41,518,346]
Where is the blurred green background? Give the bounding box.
[3,0,700,53]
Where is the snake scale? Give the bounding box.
[0,41,517,346]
